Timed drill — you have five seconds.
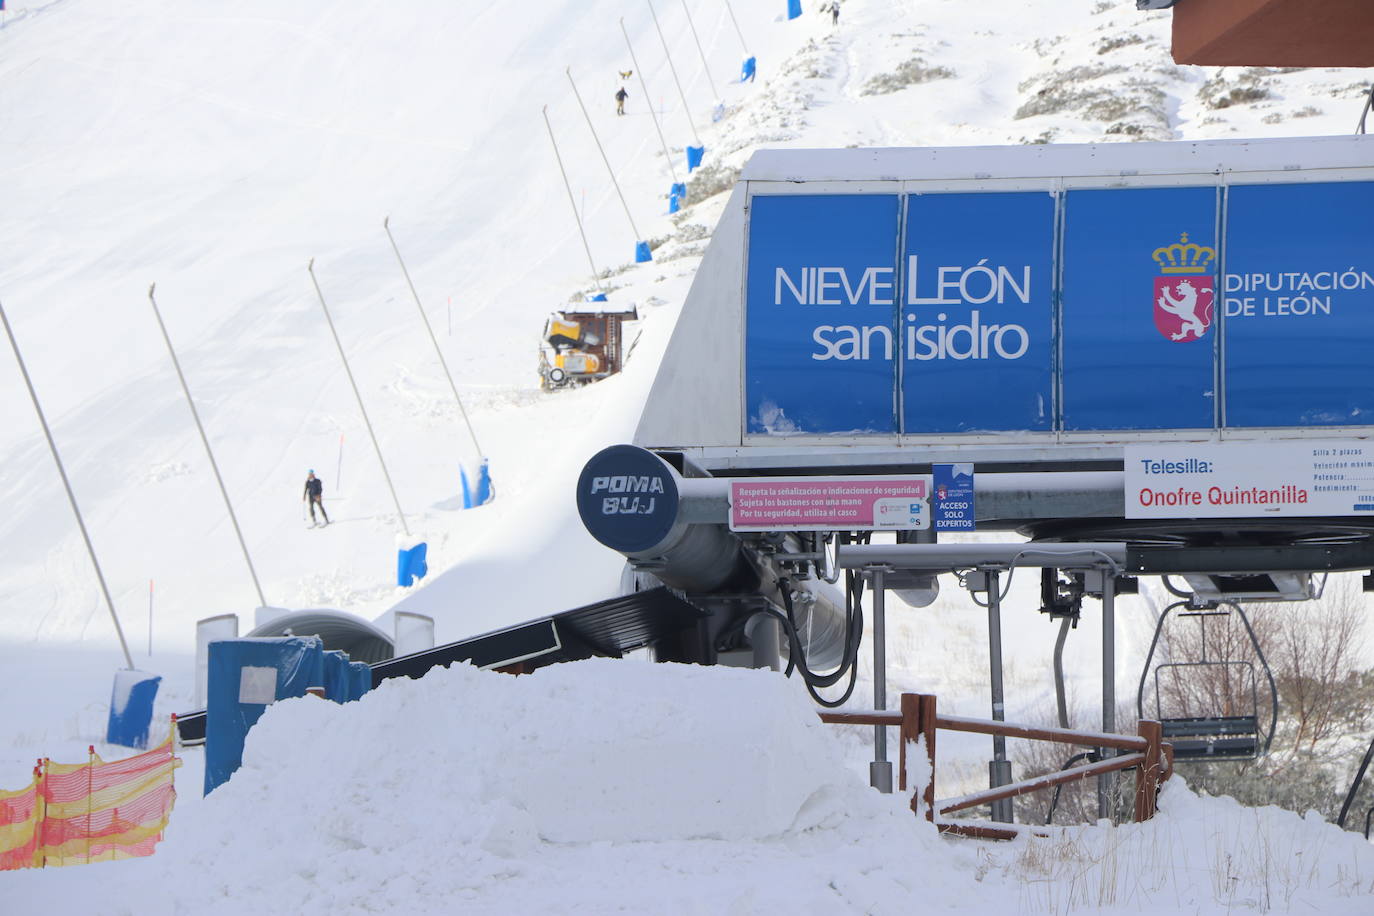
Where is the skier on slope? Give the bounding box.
[303,470,329,527]
[615,86,629,116]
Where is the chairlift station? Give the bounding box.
[572,133,1374,815]
[183,134,1374,825]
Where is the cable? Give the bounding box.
[1045,751,1099,825]
[762,573,864,707]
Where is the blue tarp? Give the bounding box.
[397,541,429,587]
[323,650,351,702]
[787,0,802,20]
[635,240,652,262]
[741,56,756,83]
[686,145,705,172]
[205,636,323,795]
[348,661,372,702]
[106,669,161,749]
[590,293,608,302]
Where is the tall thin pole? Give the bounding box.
[307,260,410,537]
[1098,575,1117,821]
[648,0,702,144]
[542,105,605,293]
[565,67,642,241]
[987,568,1012,823]
[723,0,750,55]
[147,285,267,609]
[680,0,719,97]
[383,217,483,458]
[620,18,680,184]
[0,299,134,669]
[870,566,892,794]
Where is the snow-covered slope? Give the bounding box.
[2,0,1367,650]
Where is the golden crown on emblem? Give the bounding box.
[1152,232,1217,275]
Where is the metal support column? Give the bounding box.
[869,566,892,793]
[744,612,781,671]
[987,569,1013,822]
[1098,573,1117,821]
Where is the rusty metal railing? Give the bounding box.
[821,693,1173,840]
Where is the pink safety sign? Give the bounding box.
[729,476,931,531]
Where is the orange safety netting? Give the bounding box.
[0,768,41,870]
[0,720,180,870]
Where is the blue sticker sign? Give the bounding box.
[742,179,1374,438]
[1061,187,1218,430]
[933,463,975,530]
[902,192,1055,433]
[746,194,900,434]
[1223,182,1374,428]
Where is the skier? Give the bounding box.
[615,86,629,116]
[303,470,329,527]
[831,2,840,26]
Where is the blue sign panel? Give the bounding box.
[746,194,900,434]
[902,192,1055,433]
[933,463,975,531]
[1061,187,1218,430]
[1224,182,1374,427]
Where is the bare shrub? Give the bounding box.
[684,162,740,206]
[1200,69,1275,109]
[1097,34,1145,55]
[860,59,955,97]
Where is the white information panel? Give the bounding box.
[1124,440,1374,518]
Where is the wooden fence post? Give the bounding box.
[915,694,937,820]
[899,693,915,794]
[899,694,937,820]
[1134,719,1164,822]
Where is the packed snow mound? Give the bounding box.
[227,657,853,846]
[4,661,983,914]
[9,659,1374,913]
[998,778,1374,912]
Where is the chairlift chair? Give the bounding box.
[1136,599,1278,762]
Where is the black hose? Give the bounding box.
[766,571,864,707]
[1337,733,1374,828]
[1045,751,1099,825]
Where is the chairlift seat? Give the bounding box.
[1138,600,1278,763]
[1160,715,1259,738]
[1162,715,1261,760]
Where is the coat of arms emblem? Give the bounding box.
[1152,232,1216,342]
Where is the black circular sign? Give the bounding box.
[576,445,680,554]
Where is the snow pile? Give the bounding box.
[7,660,1374,913]
[990,779,1374,912]
[5,661,987,913]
